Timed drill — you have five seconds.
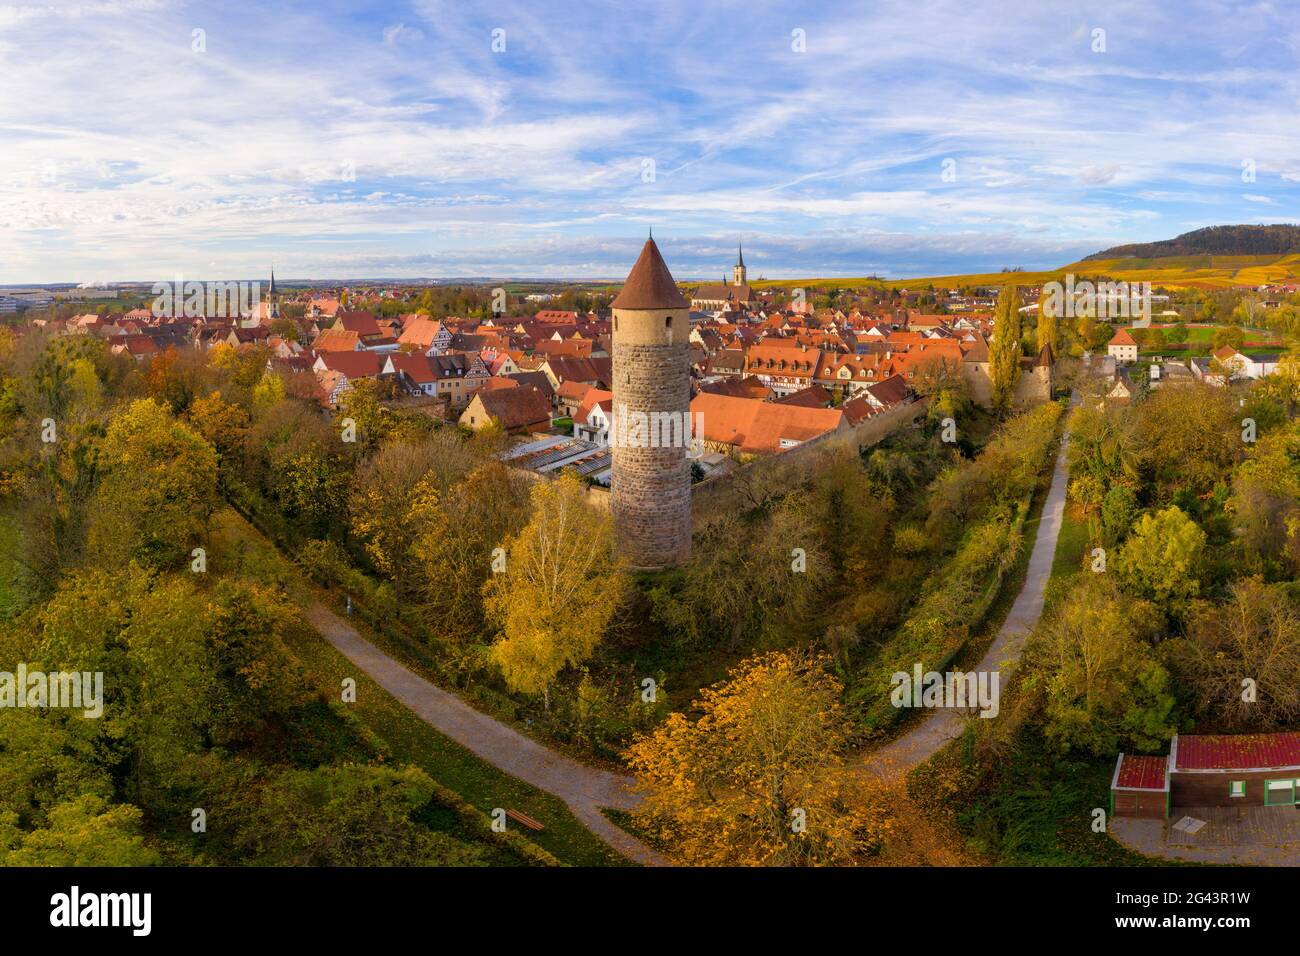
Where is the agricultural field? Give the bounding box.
[749,253,1300,294]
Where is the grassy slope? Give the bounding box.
[745,253,1300,293]
[209,507,631,867]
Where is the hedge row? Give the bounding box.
[327,701,562,867]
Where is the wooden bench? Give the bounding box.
[505,808,545,832]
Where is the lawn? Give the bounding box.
[1049,503,1090,584]
[209,507,633,867]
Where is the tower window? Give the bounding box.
[665,316,673,328]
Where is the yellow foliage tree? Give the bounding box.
[626,651,893,866]
[482,471,627,706]
[1036,293,1057,355]
[86,399,218,569]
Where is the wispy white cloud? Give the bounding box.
[1,0,1298,282]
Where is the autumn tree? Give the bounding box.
[988,285,1023,413]
[626,651,892,866]
[410,460,532,645]
[1036,293,1057,355]
[1068,474,1105,539]
[1124,384,1240,501]
[911,355,970,425]
[0,795,159,866]
[144,348,203,414]
[649,493,821,649]
[1230,421,1300,575]
[1032,577,1175,755]
[335,377,394,454]
[186,391,251,478]
[1115,505,1205,617]
[349,434,481,581]
[86,399,218,569]
[1171,577,1300,730]
[1212,325,1245,351]
[482,471,628,706]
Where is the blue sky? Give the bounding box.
[1,0,1298,283]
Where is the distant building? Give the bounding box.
[1108,328,1139,363]
[1210,346,1279,380]
[459,384,552,434]
[691,243,756,311]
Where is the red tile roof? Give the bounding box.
[313,328,362,352]
[1175,732,1300,771]
[472,385,552,430]
[1115,754,1168,790]
[398,317,445,348]
[690,392,845,454]
[385,352,435,384]
[315,350,383,379]
[1109,328,1137,347]
[574,388,614,424]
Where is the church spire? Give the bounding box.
[267,267,279,319]
[732,241,747,287]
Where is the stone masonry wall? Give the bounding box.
[611,308,692,568]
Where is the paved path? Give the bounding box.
[303,604,667,866]
[865,410,1073,778]
[1111,818,1300,866]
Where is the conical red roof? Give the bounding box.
[611,239,689,310]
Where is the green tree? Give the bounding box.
[1034,577,1175,755]
[1101,484,1138,546]
[1230,421,1300,574]
[0,795,160,866]
[1212,325,1245,351]
[1115,506,1206,616]
[989,286,1023,413]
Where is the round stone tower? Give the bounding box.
[610,238,692,569]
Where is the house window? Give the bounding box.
[1265,779,1296,806]
[1229,780,1245,798]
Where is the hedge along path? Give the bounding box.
[863,395,1076,780]
[303,603,669,867]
